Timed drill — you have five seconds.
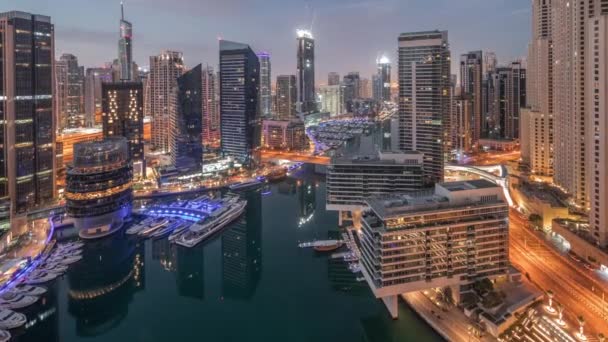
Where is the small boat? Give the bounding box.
[150,221,183,239]
[299,240,343,250]
[0,309,26,329]
[138,218,170,237]
[127,217,167,235]
[228,179,263,191]
[48,254,82,266]
[56,242,84,251]
[314,242,343,252]
[0,293,38,309]
[39,262,68,274]
[7,284,46,296]
[0,329,10,342]
[25,271,59,285]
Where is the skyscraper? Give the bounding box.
[102,82,145,175]
[523,0,554,176]
[257,52,272,117]
[359,78,373,99]
[328,72,340,86]
[296,29,316,113]
[343,72,360,112]
[118,2,133,81]
[84,66,113,127]
[459,51,482,148]
[276,75,297,120]
[583,1,608,247]
[319,85,344,117]
[201,66,219,148]
[374,55,391,103]
[170,64,203,173]
[398,31,451,185]
[149,50,185,152]
[488,62,526,140]
[219,40,260,164]
[0,11,57,217]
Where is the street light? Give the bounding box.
[576,315,586,341]
[555,302,565,326]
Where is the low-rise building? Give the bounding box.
[359,180,510,318]
[326,151,424,213]
[261,119,307,151]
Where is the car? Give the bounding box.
[568,251,581,262]
[583,263,597,272]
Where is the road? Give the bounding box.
[509,209,608,336]
[260,150,330,165]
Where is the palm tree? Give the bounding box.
[546,290,554,310]
[598,333,605,342]
[577,315,585,337]
[556,302,564,323]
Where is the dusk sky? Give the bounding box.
[5,0,531,82]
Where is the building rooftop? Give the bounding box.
[366,180,505,220]
[332,150,422,165]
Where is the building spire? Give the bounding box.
[120,1,124,20]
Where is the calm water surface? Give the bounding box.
[15,165,441,342]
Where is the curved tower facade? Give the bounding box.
[66,137,133,239]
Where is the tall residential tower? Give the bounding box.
[296,29,316,113]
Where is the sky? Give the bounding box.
[4,0,531,83]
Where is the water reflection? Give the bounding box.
[221,191,262,300]
[175,245,204,300]
[12,283,60,342]
[66,234,144,337]
[297,179,316,227]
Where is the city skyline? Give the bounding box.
[6,0,531,80]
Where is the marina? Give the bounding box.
[7,165,440,342]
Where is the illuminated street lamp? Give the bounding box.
[576,316,586,341]
[545,290,556,314]
[555,302,565,326]
[598,333,605,342]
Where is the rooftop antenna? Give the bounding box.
[121,1,124,20]
[310,8,315,33]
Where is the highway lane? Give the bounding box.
[509,209,608,336]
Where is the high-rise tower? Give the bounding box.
[398,31,451,185]
[296,29,316,113]
[219,40,260,164]
[118,2,133,81]
[149,50,185,152]
[374,55,391,103]
[0,11,57,217]
[459,51,482,148]
[257,52,272,117]
[276,75,297,120]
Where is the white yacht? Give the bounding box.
[56,242,84,251]
[175,196,247,248]
[7,284,46,296]
[0,329,9,342]
[0,292,38,309]
[25,270,59,285]
[0,309,26,329]
[150,220,183,239]
[127,217,167,235]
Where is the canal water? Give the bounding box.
[14,165,441,342]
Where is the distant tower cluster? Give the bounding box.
[118,2,133,81]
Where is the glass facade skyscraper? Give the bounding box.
[219,40,260,164]
[0,11,57,216]
[170,64,203,173]
[118,3,133,81]
[296,30,316,113]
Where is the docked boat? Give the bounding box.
[299,240,343,251]
[0,309,26,329]
[48,254,83,266]
[25,270,59,285]
[137,218,170,237]
[39,263,68,275]
[56,242,84,251]
[168,221,192,242]
[228,179,263,191]
[7,284,46,297]
[175,196,247,248]
[150,220,184,239]
[0,293,38,309]
[0,329,9,342]
[127,217,167,235]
